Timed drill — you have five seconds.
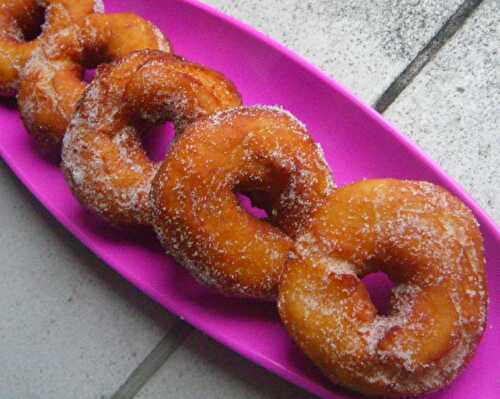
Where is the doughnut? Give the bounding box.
[62,50,242,226]
[18,12,171,156]
[150,106,335,299]
[0,0,102,94]
[278,179,487,397]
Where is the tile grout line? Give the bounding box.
[374,0,484,113]
[107,1,485,398]
[110,319,193,399]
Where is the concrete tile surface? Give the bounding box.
[135,332,317,399]
[385,0,500,223]
[202,0,463,104]
[0,162,176,398]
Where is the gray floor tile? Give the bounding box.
[385,0,500,222]
[202,0,463,104]
[135,332,316,399]
[0,162,176,399]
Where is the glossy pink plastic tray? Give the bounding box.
[1,1,499,398]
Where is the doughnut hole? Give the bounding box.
[82,68,96,83]
[235,193,269,220]
[234,175,287,223]
[140,121,175,162]
[18,4,46,41]
[361,271,395,316]
[233,164,294,231]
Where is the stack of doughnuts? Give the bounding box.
[0,1,488,397]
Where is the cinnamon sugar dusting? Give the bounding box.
[151,105,335,299]
[279,179,487,396]
[62,50,242,225]
[17,13,171,155]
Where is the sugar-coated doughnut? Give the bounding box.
[18,12,170,157]
[62,50,242,226]
[150,106,335,299]
[278,179,487,397]
[0,0,102,94]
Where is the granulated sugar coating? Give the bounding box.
[278,179,487,397]
[151,106,335,299]
[0,0,101,94]
[18,12,171,156]
[62,50,241,226]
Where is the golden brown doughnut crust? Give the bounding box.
[278,179,488,397]
[18,12,170,157]
[0,0,102,94]
[150,106,335,299]
[62,50,241,226]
